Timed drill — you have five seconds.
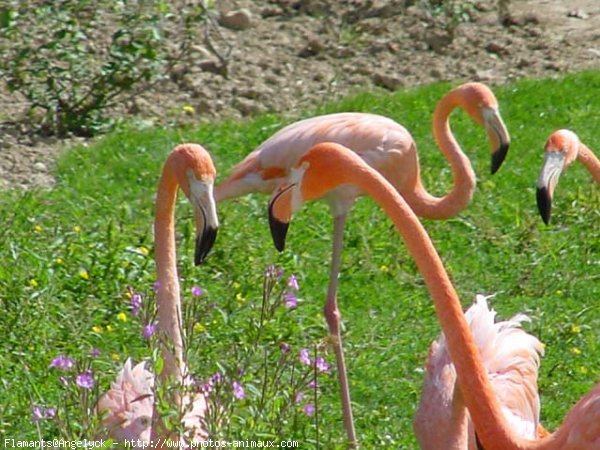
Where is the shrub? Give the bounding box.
[0,0,207,137]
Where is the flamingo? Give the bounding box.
[215,82,510,446]
[268,142,600,450]
[97,143,219,446]
[537,129,600,224]
[414,294,544,449]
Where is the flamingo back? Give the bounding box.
[97,359,154,442]
[414,295,544,449]
[216,112,415,202]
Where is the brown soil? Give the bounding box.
[1,0,599,189]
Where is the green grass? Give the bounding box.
[1,71,599,448]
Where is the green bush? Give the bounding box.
[0,0,206,137]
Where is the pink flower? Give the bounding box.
[142,323,156,339]
[284,292,298,309]
[315,357,330,373]
[299,348,311,366]
[50,355,74,371]
[75,370,94,389]
[303,403,315,416]
[280,342,291,354]
[130,293,143,316]
[232,381,245,400]
[287,274,299,290]
[191,286,204,297]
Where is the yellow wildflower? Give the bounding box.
[55,258,64,265]
[117,312,127,322]
[182,105,196,114]
[233,282,241,290]
[106,324,115,332]
[124,290,132,299]
[194,323,207,333]
[33,224,43,232]
[138,246,149,256]
[570,325,581,334]
[235,292,245,303]
[92,325,103,334]
[29,279,38,288]
[379,265,389,273]
[79,269,90,280]
[570,347,582,355]
[73,225,81,233]
[111,353,120,362]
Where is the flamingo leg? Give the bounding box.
[323,213,357,448]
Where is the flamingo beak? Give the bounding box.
[189,178,219,265]
[268,184,295,252]
[484,109,510,175]
[195,208,218,265]
[536,151,565,225]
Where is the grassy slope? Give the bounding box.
[0,71,598,448]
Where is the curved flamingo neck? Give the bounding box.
[577,143,600,185]
[317,149,563,450]
[154,162,185,383]
[403,90,476,219]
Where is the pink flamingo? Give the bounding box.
[216,82,510,446]
[414,294,544,449]
[268,142,600,450]
[97,143,218,446]
[537,129,600,224]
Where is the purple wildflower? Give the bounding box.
[153,281,161,292]
[299,348,311,366]
[294,392,304,404]
[131,293,143,316]
[315,357,330,373]
[287,274,299,290]
[308,379,318,389]
[142,323,156,339]
[210,372,223,384]
[265,265,284,279]
[191,286,204,297]
[303,403,316,416]
[284,292,298,309]
[89,348,101,358]
[31,405,56,423]
[75,370,94,390]
[31,406,44,423]
[50,355,74,371]
[200,382,213,396]
[232,381,245,400]
[280,342,291,354]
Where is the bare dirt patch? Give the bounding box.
[1,0,599,189]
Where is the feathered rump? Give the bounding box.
[414,295,544,449]
[97,358,155,442]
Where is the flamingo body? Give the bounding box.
[268,142,600,450]
[98,144,217,447]
[219,83,510,447]
[97,359,154,442]
[414,295,544,450]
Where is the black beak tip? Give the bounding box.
[268,214,289,253]
[490,141,510,175]
[195,227,218,265]
[536,187,552,225]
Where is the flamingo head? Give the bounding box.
[536,129,580,225]
[268,143,359,251]
[168,144,219,264]
[455,82,511,175]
